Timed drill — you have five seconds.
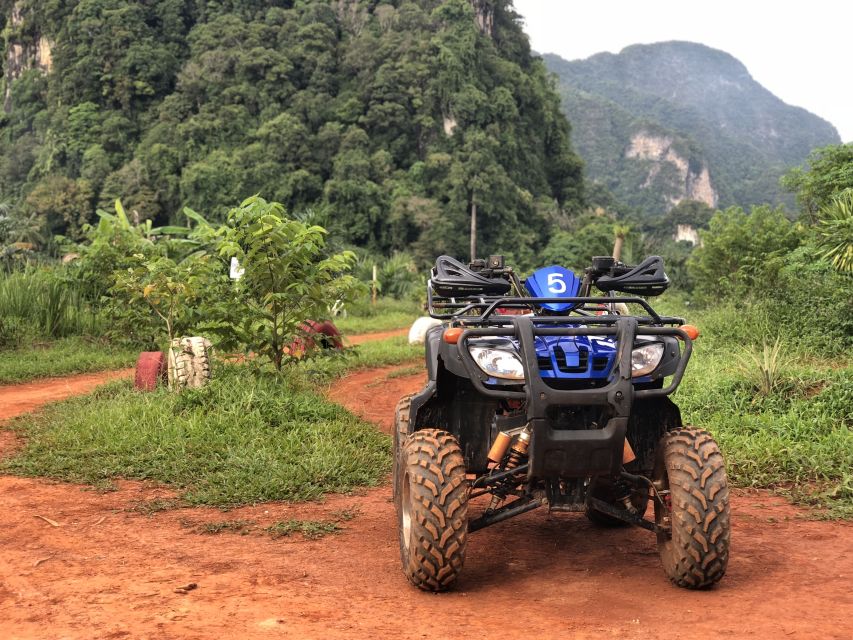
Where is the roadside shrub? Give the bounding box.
[71,200,162,303]
[354,250,423,301]
[199,196,361,371]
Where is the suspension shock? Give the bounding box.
[486,427,531,512]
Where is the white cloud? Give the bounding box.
[513,0,853,142]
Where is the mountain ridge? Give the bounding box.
[543,41,840,216]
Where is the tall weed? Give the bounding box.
[0,267,101,345]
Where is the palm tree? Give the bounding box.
[816,190,853,273]
[612,224,630,262]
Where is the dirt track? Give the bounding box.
[1,362,851,639]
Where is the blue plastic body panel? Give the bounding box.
[524,266,581,312]
[481,327,653,384]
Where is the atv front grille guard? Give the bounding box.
[456,314,693,479]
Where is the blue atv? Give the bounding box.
[393,255,730,592]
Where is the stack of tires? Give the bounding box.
[133,336,212,391]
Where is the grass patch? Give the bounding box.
[385,365,423,380]
[334,298,421,335]
[297,335,420,382]
[669,300,853,517]
[3,363,390,506]
[194,519,256,535]
[264,519,342,540]
[0,337,137,384]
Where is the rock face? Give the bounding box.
[674,224,700,246]
[4,2,54,111]
[625,132,717,207]
[544,41,841,216]
[472,0,494,37]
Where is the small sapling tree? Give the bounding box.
[208,196,360,372]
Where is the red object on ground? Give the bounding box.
[302,320,344,349]
[134,351,166,391]
[288,320,344,355]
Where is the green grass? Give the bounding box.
[193,520,256,535]
[0,337,138,384]
[668,301,853,517]
[264,519,342,540]
[334,298,421,335]
[0,267,103,345]
[296,334,420,382]
[2,363,391,506]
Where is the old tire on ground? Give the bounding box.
[392,393,416,502]
[396,429,468,592]
[653,427,730,589]
[301,320,343,350]
[584,477,649,527]
[134,351,166,391]
[168,336,212,390]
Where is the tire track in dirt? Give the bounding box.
[0,340,851,639]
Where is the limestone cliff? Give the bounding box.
[545,42,841,216]
[624,132,717,208]
[3,2,54,111]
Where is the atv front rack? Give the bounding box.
[427,286,678,325]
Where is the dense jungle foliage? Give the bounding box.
[0,0,582,264]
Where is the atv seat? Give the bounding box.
[431,255,512,297]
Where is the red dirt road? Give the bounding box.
[0,368,133,422]
[1,364,851,639]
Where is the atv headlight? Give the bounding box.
[469,347,525,380]
[631,342,665,378]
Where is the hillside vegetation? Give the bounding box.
[544,42,841,217]
[0,0,582,263]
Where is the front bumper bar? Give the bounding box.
[457,316,692,478]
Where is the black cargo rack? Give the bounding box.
[427,282,684,327]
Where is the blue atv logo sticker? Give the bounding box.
[524,265,581,312]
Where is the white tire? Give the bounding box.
[408,317,442,345]
[168,336,212,390]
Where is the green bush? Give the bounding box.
[688,204,800,300]
[199,196,361,371]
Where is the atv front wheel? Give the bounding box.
[396,429,468,592]
[653,427,730,589]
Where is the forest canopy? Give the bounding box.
[0,0,584,265]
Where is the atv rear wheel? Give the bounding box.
[653,427,730,589]
[392,393,415,502]
[396,429,468,592]
[584,477,649,527]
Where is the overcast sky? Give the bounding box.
[513,0,852,143]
